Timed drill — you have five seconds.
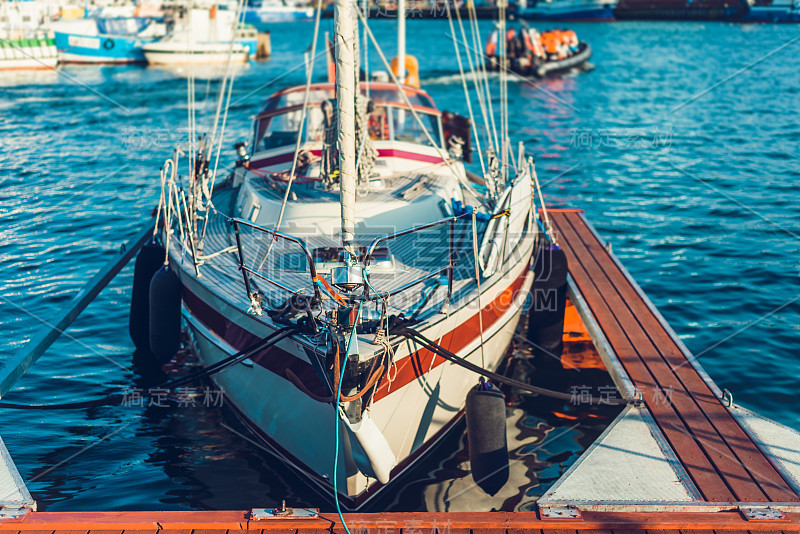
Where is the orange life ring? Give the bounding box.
[390,54,420,88]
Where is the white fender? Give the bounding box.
[342,411,397,484]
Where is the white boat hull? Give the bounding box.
[0,56,57,70]
[144,49,249,65]
[178,227,534,507]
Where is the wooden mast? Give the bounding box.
[334,0,357,259]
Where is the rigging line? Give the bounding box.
[472,210,486,369]
[469,5,499,157]
[256,0,324,272]
[210,0,248,172]
[531,157,553,244]
[333,302,361,534]
[208,0,246,155]
[444,0,487,183]
[363,0,369,97]
[499,4,509,187]
[201,0,249,244]
[355,7,487,207]
[453,5,495,162]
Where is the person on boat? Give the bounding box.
[561,30,579,54]
[485,28,499,69]
[506,28,519,61]
[540,30,562,61]
[485,29,498,58]
[525,27,545,61]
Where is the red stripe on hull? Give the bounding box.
[250,148,443,169]
[182,287,329,397]
[373,265,530,401]
[181,259,530,401]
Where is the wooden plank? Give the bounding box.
[556,211,785,500]
[540,529,575,534]
[560,211,797,502]
[566,211,798,502]
[473,529,508,534]
[548,212,737,502]
[8,511,800,533]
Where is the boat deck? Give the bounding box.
[1,208,798,532]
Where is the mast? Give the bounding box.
[397,0,405,83]
[334,0,357,258]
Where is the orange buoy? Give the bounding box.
[390,54,420,88]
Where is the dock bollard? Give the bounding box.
[256,32,271,58]
[527,241,568,369]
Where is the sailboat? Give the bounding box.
[0,0,58,70]
[142,6,252,65]
[138,0,537,509]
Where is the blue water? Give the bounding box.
[1,20,798,512]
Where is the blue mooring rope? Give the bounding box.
[333,301,362,534]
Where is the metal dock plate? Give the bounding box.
[538,506,582,520]
[0,508,31,521]
[739,506,789,522]
[251,507,320,520]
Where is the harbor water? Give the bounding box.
[0,20,798,511]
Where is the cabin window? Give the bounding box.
[385,106,442,147]
[258,106,326,150]
[255,101,442,150]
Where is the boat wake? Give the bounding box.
[421,70,501,85]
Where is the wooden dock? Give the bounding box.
[544,209,799,506]
[1,508,800,532]
[0,209,797,532]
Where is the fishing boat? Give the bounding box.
[735,0,800,21]
[0,1,58,70]
[0,32,57,70]
[130,0,538,509]
[142,7,253,65]
[485,26,591,77]
[516,0,617,20]
[244,0,315,28]
[53,16,167,64]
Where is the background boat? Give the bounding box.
[244,0,315,28]
[517,0,617,21]
[734,0,800,21]
[0,0,58,70]
[53,17,167,64]
[142,7,254,65]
